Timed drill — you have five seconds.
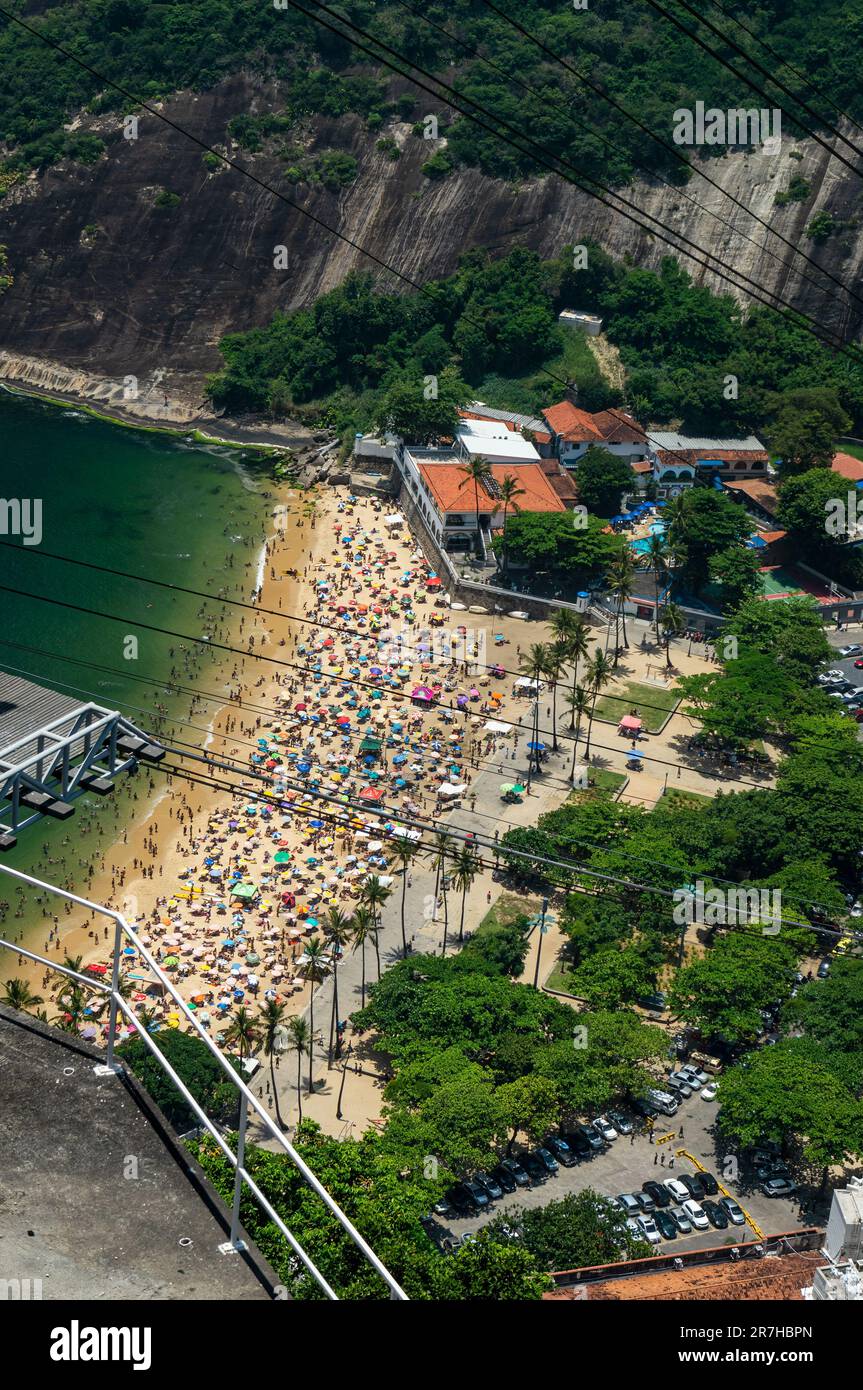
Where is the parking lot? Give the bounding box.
[433,1087,811,1257]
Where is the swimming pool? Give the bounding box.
[630,537,651,555]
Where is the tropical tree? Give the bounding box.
[452,844,480,944]
[392,840,420,959]
[642,532,670,639]
[519,642,548,789]
[360,873,392,962]
[285,1016,310,1125]
[498,472,526,576]
[606,550,636,664]
[544,641,567,752]
[560,615,590,727]
[223,1005,261,1062]
[259,998,288,1128]
[432,831,454,956]
[324,907,354,1066]
[660,600,685,669]
[1,977,44,1013]
[565,685,592,781]
[297,936,328,1092]
[458,454,493,557]
[584,647,613,759]
[351,906,376,1007]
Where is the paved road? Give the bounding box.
[433,1085,820,1253]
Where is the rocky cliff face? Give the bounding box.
[2,73,862,420]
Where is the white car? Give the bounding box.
[593,1116,619,1142]
[838,645,863,658]
[664,1178,691,1203]
[682,1199,709,1230]
[679,1064,708,1087]
[701,1082,718,1101]
[637,1215,661,1245]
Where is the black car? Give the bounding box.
[491,1163,518,1194]
[654,1209,678,1240]
[574,1123,606,1153]
[680,1173,706,1201]
[474,1171,503,1201]
[498,1157,530,1189]
[702,1199,729,1230]
[521,1152,548,1184]
[546,1136,576,1167]
[642,1180,673,1209]
[699,1171,719,1196]
[563,1128,592,1157]
[534,1147,559,1175]
[444,1185,475,1216]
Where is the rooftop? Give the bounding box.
[723,477,781,514]
[541,400,604,443]
[416,461,566,517]
[456,419,540,463]
[0,1005,277,1300]
[649,431,767,454]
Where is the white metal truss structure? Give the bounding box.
[0,861,408,1300]
[0,672,164,846]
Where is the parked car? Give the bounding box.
[669,1207,693,1234]
[474,1171,503,1201]
[637,992,667,1012]
[563,1129,592,1158]
[700,1082,718,1101]
[719,1197,746,1226]
[616,1193,642,1216]
[679,1173,707,1200]
[625,1217,643,1241]
[535,1147,559,1175]
[666,1072,694,1098]
[572,1123,606,1153]
[754,1161,790,1183]
[635,1190,656,1214]
[521,1152,548,1184]
[546,1136,576,1167]
[446,1182,487,1215]
[593,1116,619,1142]
[855,658,863,669]
[678,1064,708,1087]
[491,1163,518,1194]
[637,1214,661,1245]
[682,1199,709,1230]
[699,1171,719,1196]
[664,1178,691,1204]
[654,1209,678,1240]
[607,1109,634,1135]
[642,1180,673,1209]
[761,1175,798,1198]
[498,1157,529,1189]
[838,644,862,657]
[702,1199,729,1230]
[817,959,831,978]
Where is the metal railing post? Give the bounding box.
[230,1090,249,1251]
[105,916,123,1071]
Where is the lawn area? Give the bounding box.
[544,961,582,997]
[475,891,540,935]
[568,766,627,801]
[658,788,713,809]
[593,680,679,732]
[836,441,863,462]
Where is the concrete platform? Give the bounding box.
[0,1006,278,1300]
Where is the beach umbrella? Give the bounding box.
[273,851,291,864]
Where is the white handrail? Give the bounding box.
[0,861,408,1301]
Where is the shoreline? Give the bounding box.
[0,375,317,456]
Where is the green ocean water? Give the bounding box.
[0,389,274,941]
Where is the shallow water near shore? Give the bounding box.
[0,389,275,944]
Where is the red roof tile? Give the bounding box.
[417,462,566,516]
[542,401,604,443]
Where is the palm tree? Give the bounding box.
[544,640,567,752]
[285,1016,310,1125]
[584,647,613,759]
[607,551,636,664]
[642,532,670,640]
[323,907,353,1066]
[565,684,592,781]
[660,600,685,669]
[259,998,288,1128]
[561,617,590,728]
[458,454,493,558]
[431,831,453,956]
[297,936,328,1092]
[1,977,44,1013]
[452,844,479,944]
[223,1005,261,1062]
[519,642,548,790]
[392,839,420,959]
[498,472,526,576]
[350,907,375,1008]
[359,874,392,973]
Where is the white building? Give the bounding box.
[455,418,540,466]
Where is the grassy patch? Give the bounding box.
[836,441,863,462]
[659,788,713,809]
[568,767,627,801]
[593,681,679,733]
[476,891,540,935]
[544,962,581,997]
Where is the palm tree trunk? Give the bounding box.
[308,988,315,1094]
[474,481,481,557]
[400,876,408,958]
[551,680,559,751]
[570,714,584,780]
[328,962,339,1067]
[459,887,467,943]
[270,1053,285,1129]
[373,927,381,980]
[620,603,629,648]
[502,504,509,574]
[585,691,599,759]
[361,940,367,1008]
[296,1053,303,1125]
